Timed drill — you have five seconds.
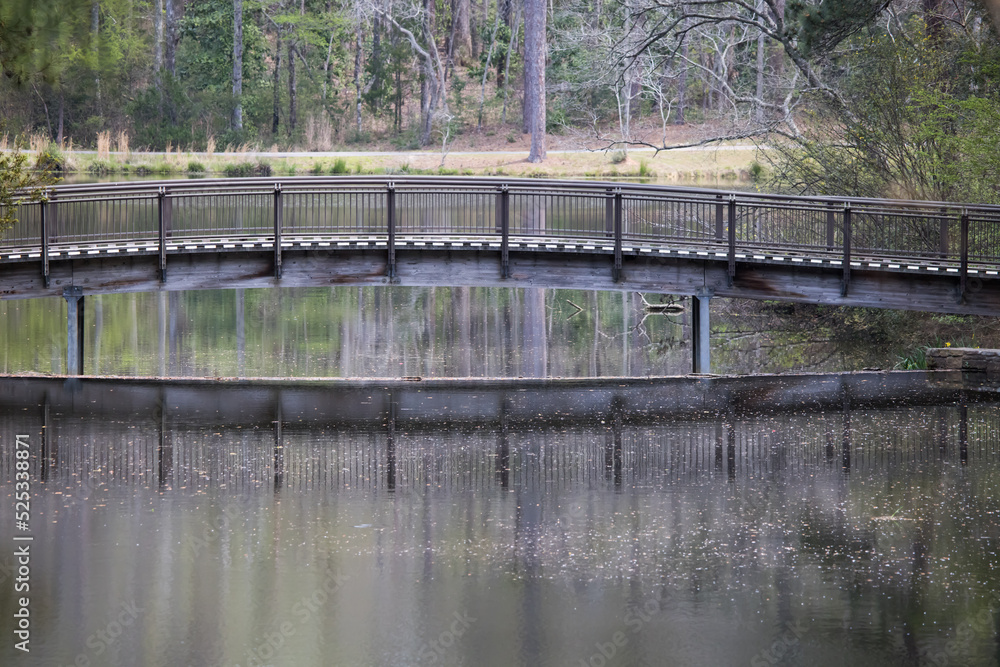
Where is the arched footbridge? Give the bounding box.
[2,176,999,374]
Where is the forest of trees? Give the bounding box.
[1,0,999,200]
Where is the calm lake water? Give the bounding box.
[1,374,998,666]
[0,286,931,378]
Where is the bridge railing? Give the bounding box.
[3,177,1000,272]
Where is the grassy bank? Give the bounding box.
[18,132,760,185]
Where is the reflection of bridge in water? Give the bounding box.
[3,374,1000,666]
[2,373,995,494]
[2,177,1000,374]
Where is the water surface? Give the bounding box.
[1,374,998,666]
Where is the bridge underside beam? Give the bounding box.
[2,249,999,316]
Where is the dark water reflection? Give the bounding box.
[0,286,921,378]
[1,374,999,666]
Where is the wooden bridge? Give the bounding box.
[2,176,999,374]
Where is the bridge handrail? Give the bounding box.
[2,177,999,295]
[10,175,1000,213]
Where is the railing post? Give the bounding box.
[386,182,396,279]
[158,187,167,282]
[273,183,283,279]
[727,194,737,286]
[499,184,510,279]
[613,188,623,282]
[842,203,852,297]
[40,196,50,288]
[959,209,969,303]
[826,201,836,251]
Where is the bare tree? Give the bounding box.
[599,0,887,151]
[364,0,450,146]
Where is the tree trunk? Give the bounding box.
[675,12,689,124]
[524,0,546,161]
[232,0,243,131]
[354,26,362,133]
[165,0,177,76]
[272,31,282,135]
[501,3,520,124]
[755,21,765,124]
[154,0,164,75]
[91,0,101,111]
[57,93,64,145]
[287,39,297,136]
[454,0,473,66]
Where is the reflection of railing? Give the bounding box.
[1,378,995,494]
[3,176,1000,283]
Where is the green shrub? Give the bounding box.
[609,150,627,165]
[331,158,349,174]
[309,162,326,175]
[88,160,116,175]
[187,161,206,173]
[895,346,928,370]
[224,161,272,177]
[35,144,66,172]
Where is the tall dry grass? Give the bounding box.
[96,131,111,160]
[29,132,48,155]
[205,135,216,156]
[115,131,130,159]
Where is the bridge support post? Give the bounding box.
[727,195,736,286]
[959,210,969,303]
[612,189,623,282]
[386,182,396,279]
[40,198,50,287]
[158,187,168,282]
[692,288,712,374]
[63,286,85,375]
[498,185,510,278]
[273,184,283,279]
[842,204,852,297]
